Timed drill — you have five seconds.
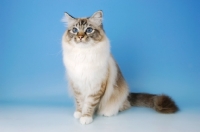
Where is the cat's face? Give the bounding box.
[62,11,105,47]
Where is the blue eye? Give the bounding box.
[72,27,78,33]
[86,27,93,33]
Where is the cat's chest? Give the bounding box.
[64,50,109,85]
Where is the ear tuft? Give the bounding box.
[89,10,103,26]
[61,12,76,27]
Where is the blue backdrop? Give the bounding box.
[1,0,200,108]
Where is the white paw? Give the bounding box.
[73,111,82,119]
[103,113,116,117]
[80,116,93,125]
[102,111,118,117]
[98,109,118,117]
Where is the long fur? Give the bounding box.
[62,11,178,125]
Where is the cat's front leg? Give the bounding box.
[80,85,106,125]
[73,96,82,119]
[79,95,99,124]
[71,82,83,119]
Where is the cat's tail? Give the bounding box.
[127,93,178,113]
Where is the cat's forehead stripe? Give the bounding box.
[76,19,88,27]
[80,19,87,25]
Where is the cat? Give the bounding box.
[62,10,178,125]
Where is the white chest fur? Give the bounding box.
[62,39,110,94]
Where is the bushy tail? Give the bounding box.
[128,93,178,113]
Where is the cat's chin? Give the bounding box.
[72,42,92,48]
[76,42,89,46]
[71,40,95,48]
[76,41,87,44]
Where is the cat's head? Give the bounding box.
[62,11,105,47]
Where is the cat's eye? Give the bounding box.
[72,27,78,33]
[86,27,93,33]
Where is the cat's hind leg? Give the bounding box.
[98,90,129,117]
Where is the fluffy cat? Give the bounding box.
[62,11,178,125]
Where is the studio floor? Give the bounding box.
[0,104,200,132]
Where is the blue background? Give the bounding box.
[0,0,200,109]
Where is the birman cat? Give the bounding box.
[62,10,178,125]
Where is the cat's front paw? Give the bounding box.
[74,111,82,119]
[80,116,93,125]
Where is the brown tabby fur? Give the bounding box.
[128,93,178,113]
[62,10,178,125]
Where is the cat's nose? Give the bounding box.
[78,36,84,39]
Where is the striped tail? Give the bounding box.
[128,93,179,113]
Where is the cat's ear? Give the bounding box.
[62,12,76,27]
[89,10,103,26]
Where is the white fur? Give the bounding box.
[97,57,118,115]
[74,111,81,119]
[62,34,110,96]
[80,116,93,125]
[89,11,103,26]
[97,56,129,116]
[62,12,76,27]
[62,24,128,123]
